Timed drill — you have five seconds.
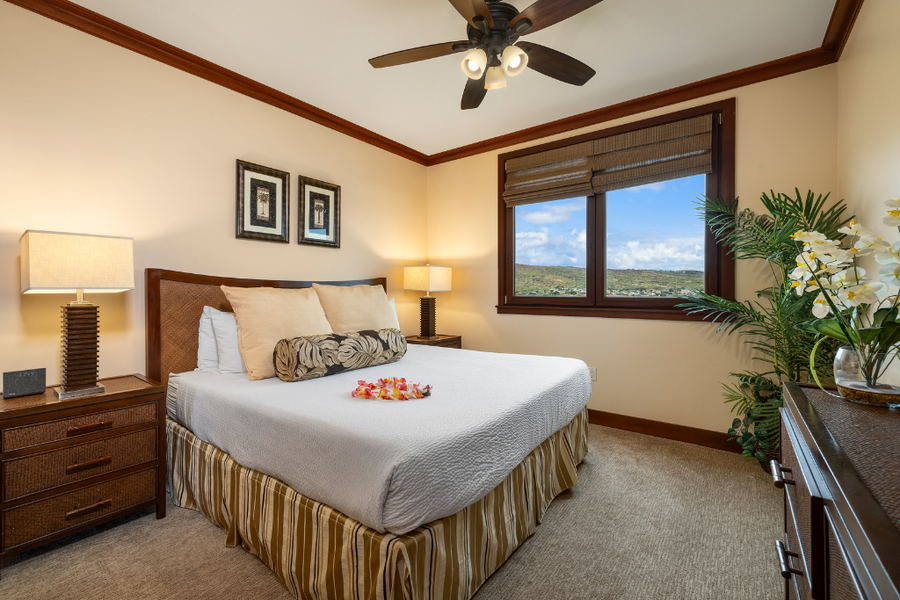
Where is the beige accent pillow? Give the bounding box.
[312,283,399,334]
[221,286,333,380]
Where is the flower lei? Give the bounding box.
[352,377,432,401]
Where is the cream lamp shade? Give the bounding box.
[404,265,451,293]
[501,46,528,77]
[20,230,134,294]
[484,66,507,90]
[460,49,487,80]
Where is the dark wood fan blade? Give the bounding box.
[369,41,472,68]
[511,0,604,35]
[448,0,494,29]
[461,75,488,110]
[518,41,595,85]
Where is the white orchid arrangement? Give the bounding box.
[789,197,900,388]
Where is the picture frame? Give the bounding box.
[236,159,289,243]
[298,176,340,248]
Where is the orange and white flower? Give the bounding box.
[838,219,874,237]
[853,235,890,257]
[875,241,900,265]
[791,230,827,244]
[839,281,888,307]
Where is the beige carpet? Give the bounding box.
[0,425,783,599]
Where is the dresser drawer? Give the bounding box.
[776,412,829,599]
[3,427,157,502]
[2,401,157,452]
[781,420,814,592]
[2,467,157,551]
[785,496,812,600]
[827,515,865,600]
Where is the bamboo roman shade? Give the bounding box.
[503,141,594,207]
[503,114,714,207]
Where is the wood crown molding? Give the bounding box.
[587,409,741,454]
[5,0,429,166]
[6,0,863,166]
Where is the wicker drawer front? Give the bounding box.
[785,496,812,600]
[2,467,156,551]
[2,401,157,452]
[781,421,814,593]
[2,428,157,501]
[827,516,864,599]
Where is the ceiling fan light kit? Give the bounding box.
[368,0,602,110]
[461,48,488,79]
[485,66,508,89]
[500,45,528,77]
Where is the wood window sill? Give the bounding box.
[496,304,711,321]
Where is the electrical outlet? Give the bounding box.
[589,367,597,381]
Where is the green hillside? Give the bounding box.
[514,264,703,297]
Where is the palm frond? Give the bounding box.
[686,189,853,462]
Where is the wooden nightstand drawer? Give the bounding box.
[2,401,157,452]
[406,334,462,349]
[3,427,157,502]
[2,467,157,551]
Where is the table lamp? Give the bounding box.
[20,230,134,399]
[403,265,451,339]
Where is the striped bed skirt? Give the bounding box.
[166,408,588,600]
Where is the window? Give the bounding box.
[498,100,735,320]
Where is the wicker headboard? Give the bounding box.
[145,269,388,388]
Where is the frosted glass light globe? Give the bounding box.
[460,49,487,80]
[501,46,528,77]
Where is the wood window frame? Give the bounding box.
[497,99,736,321]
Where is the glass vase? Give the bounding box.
[833,346,900,408]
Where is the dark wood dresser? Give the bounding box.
[0,375,165,576]
[774,382,900,599]
[405,334,462,349]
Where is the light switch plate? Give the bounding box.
[589,367,597,381]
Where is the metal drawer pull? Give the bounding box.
[65,455,113,475]
[65,498,112,520]
[770,460,795,488]
[66,420,113,437]
[776,540,804,579]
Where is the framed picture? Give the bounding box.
[236,159,289,243]
[298,176,340,248]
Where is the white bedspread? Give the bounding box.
[169,344,590,534]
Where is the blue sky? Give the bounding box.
[514,175,706,271]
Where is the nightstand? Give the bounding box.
[405,334,462,349]
[0,374,165,576]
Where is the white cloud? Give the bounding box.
[519,200,583,225]
[623,181,667,194]
[516,227,587,267]
[607,236,704,270]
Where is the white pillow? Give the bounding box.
[208,307,246,375]
[196,307,219,373]
[389,298,400,329]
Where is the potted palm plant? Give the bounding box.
[678,190,851,465]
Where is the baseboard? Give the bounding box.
[587,409,740,454]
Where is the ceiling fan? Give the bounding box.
[368,0,602,110]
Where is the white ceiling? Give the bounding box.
[71,0,836,156]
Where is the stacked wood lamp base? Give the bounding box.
[419,296,437,338]
[58,303,105,398]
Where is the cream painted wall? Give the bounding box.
[425,66,840,432]
[837,0,900,233]
[0,4,427,389]
[0,0,872,436]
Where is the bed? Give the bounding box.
[147,268,590,600]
